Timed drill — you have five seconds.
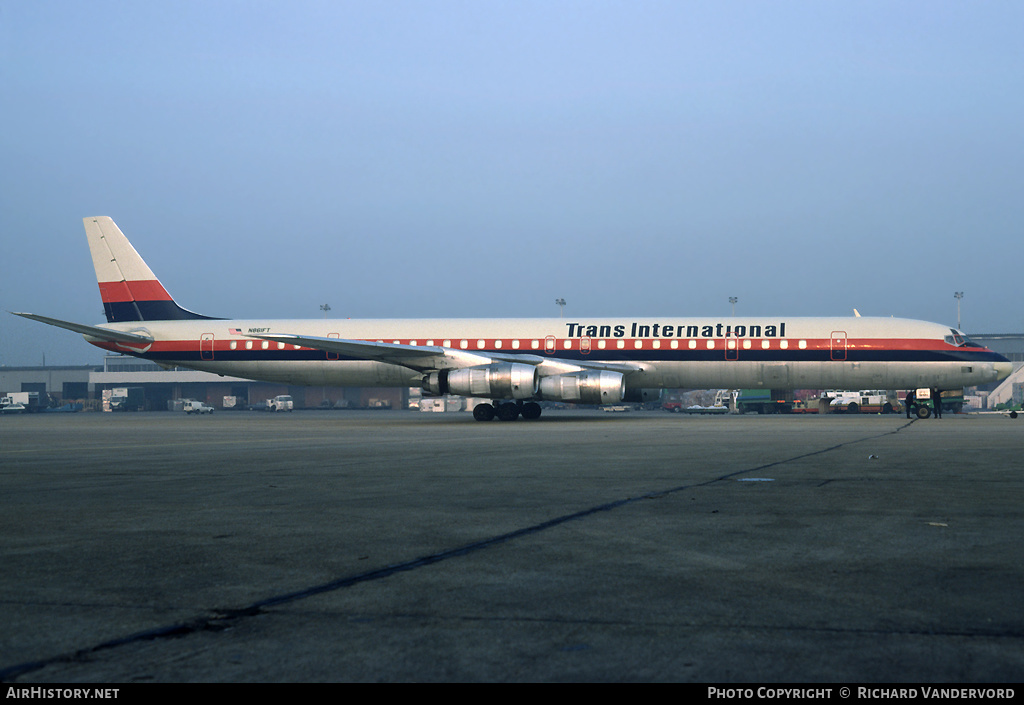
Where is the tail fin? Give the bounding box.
[84,216,217,322]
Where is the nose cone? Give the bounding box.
[994,361,1013,381]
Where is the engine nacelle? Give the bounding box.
[623,388,663,403]
[538,370,625,405]
[426,363,539,400]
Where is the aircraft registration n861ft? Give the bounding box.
[13,217,1012,421]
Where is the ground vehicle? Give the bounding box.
[904,388,965,418]
[1,392,43,413]
[825,390,898,414]
[270,395,293,411]
[108,386,145,412]
[678,404,729,415]
[255,395,294,411]
[791,399,819,413]
[1,396,27,413]
[183,400,214,414]
[250,395,293,411]
[737,389,795,414]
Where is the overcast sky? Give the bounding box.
[2,1,1022,366]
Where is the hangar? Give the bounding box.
[1,355,408,411]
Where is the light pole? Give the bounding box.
[320,303,331,319]
[729,297,737,317]
[555,298,566,318]
[953,292,963,331]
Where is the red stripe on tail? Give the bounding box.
[98,280,173,304]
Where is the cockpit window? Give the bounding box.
[945,329,983,348]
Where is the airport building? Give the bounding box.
[1,356,408,411]
[971,333,1024,363]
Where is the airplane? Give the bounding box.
[13,216,1012,421]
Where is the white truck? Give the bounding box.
[262,395,294,412]
[1,395,27,414]
[825,390,898,414]
[183,400,214,414]
[2,391,43,413]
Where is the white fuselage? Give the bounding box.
[90,315,1011,393]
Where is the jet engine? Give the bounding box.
[423,363,538,400]
[538,370,625,405]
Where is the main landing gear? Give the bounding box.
[473,400,543,422]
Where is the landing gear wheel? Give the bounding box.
[496,402,520,421]
[473,403,496,422]
[521,402,542,420]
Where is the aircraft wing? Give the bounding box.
[252,333,644,376]
[10,312,155,345]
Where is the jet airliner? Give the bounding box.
[13,217,1012,421]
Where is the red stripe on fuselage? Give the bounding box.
[91,336,963,355]
[98,280,173,303]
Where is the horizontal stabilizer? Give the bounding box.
[10,312,154,344]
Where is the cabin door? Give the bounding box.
[201,333,215,361]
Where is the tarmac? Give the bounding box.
[0,409,1021,683]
